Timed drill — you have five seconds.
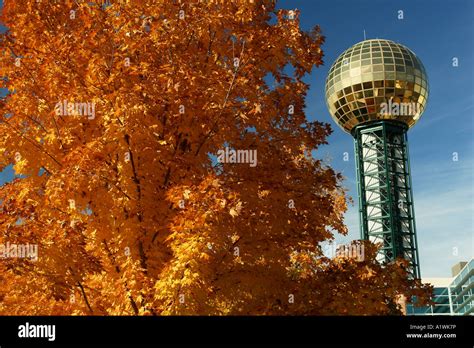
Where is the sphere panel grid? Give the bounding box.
[325,39,429,133]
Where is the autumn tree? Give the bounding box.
[0,0,431,315]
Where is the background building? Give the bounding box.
[407,259,473,315]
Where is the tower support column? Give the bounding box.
[353,120,420,279]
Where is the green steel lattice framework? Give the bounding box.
[353,120,421,279]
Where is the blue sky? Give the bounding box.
[1,0,472,278]
[278,0,474,277]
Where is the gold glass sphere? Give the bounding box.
[325,39,428,133]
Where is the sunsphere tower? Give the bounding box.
[325,39,428,279]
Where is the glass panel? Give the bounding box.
[373,65,383,72]
[397,72,406,80]
[361,66,371,74]
[395,89,404,97]
[364,89,374,97]
[350,60,361,68]
[374,80,384,87]
[361,74,372,83]
[341,76,351,86]
[351,76,362,84]
[350,67,361,77]
[363,82,373,89]
[373,72,384,80]
[395,80,406,88]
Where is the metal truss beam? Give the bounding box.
[353,120,421,279]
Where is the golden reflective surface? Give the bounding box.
[325,39,429,133]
